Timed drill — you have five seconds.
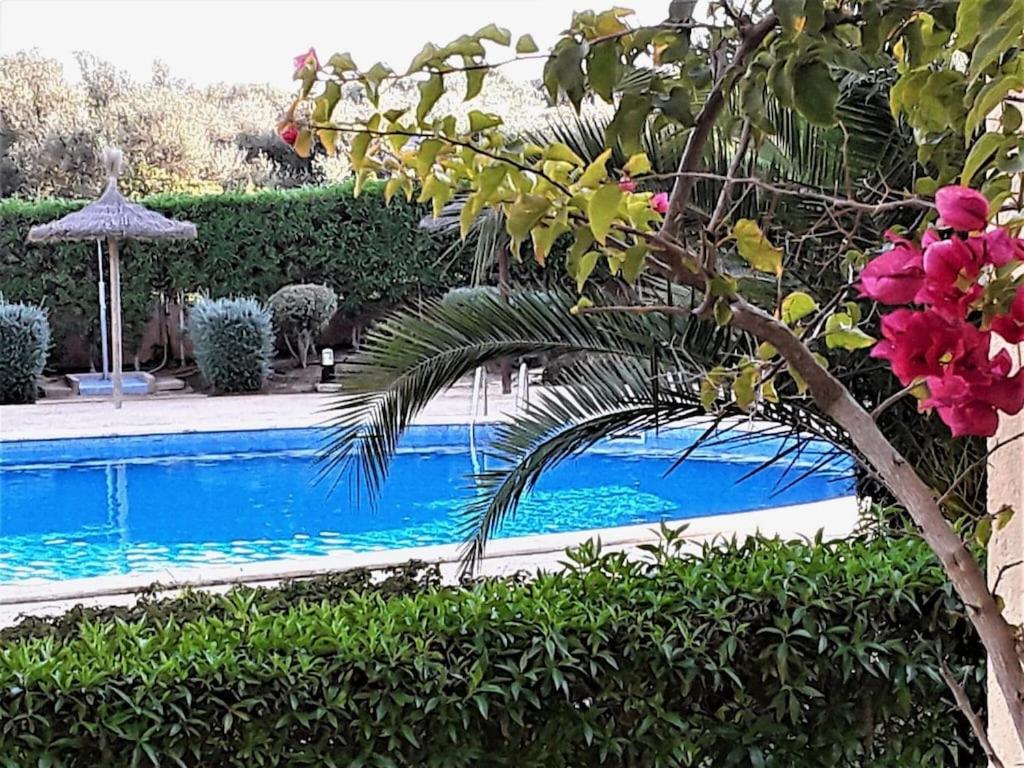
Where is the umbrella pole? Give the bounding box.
[107,237,123,409]
[97,240,110,380]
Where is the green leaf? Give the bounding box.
[782,291,818,325]
[465,68,485,101]
[966,74,1024,136]
[605,93,652,156]
[516,34,540,53]
[468,110,502,132]
[961,132,1004,185]
[774,0,807,36]
[714,298,734,327]
[791,59,839,127]
[619,243,647,282]
[732,219,783,274]
[416,74,444,124]
[587,184,624,245]
[589,42,620,102]
[328,52,358,73]
[475,23,512,45]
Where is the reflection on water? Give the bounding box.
[0,445,853,582]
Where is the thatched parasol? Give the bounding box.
[27,148,197,408]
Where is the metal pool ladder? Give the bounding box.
[516,361,530,411]
[469,366,488,462]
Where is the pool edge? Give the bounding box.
[0,495,859,613]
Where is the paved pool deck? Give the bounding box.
[0,386,519,442]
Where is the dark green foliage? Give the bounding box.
[0,299,49,403]
[187,296,273,393]
[0,535,984,767]
[269,283,338,366]
[0,183,460,362]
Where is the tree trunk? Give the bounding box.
[727,296,1024,747]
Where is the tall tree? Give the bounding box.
[284,0,1024,747]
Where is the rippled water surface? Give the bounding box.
[0,428,853,582]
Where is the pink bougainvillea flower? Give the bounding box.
[870,308,978,385]
[921,343,1024,437]
[278,123,299,146]
[858,231,925,305]
[650,192,669,214]
[921,375,1003,437]
[992,286,1024,344]
[971,228,1024,269]
[618,176,637,193]
[915,236,983,317]
[293,47,319,74]
[935,185,989,232]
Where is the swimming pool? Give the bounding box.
[0,425,853,582]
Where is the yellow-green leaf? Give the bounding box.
[587,184,624,245]
[624,153,652,175]
[733,219,783,274]
[506,194,552,256]
[781,291,818,325]
[543,143,584,167]
[824,312,875,350]
[417,74,444,124]
[570,296,594,315]
[575,251,600,292]
[532,222,569,266]
[293,129,313,159]
[578,148,612,188]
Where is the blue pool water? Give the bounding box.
[0,426,853,583]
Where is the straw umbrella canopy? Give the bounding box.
[27,148,197,408]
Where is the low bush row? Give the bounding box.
[0,534,983,767]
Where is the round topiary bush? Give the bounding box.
[0,299,50,404]
[187,297,273,393]
[268,283,338,367]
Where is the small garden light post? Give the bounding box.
[26,148,197,408]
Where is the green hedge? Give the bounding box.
[0,183,463,361]
[0,535,982,767]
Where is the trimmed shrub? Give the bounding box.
[0,535,984,767]
[0,183,464,363]
[0,299,49,403]
[187,296,273,393]
[269,283,338,366]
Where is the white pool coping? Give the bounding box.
[0,496,859,623]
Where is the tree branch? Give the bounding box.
[660,13,778,242]
[938,658,1005,768]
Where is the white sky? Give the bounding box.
[0,0,670,87]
